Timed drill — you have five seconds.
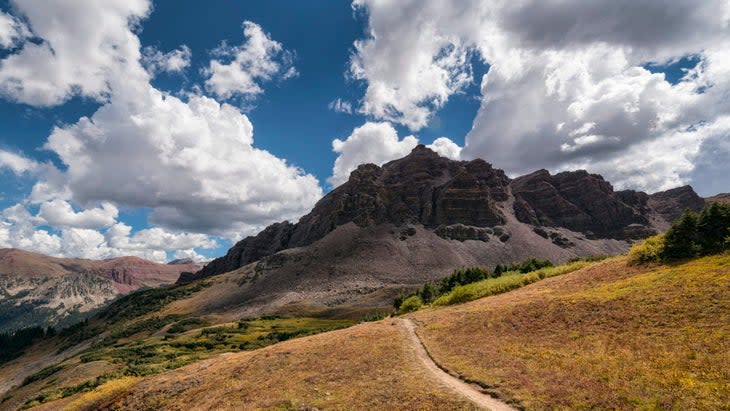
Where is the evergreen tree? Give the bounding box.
[662,209,700,260]
[697,202,730,254]
[419,282,437,303]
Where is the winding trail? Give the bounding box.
[400,318,518,411]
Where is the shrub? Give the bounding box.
[394,258,563,310]
[628,234,666,265]
[398,295,423,314]
[432,261,591,307]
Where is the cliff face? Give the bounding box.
[189,146,510,281]
[188,146,705,283]
[511,169,653,239]
[648,186,708,222]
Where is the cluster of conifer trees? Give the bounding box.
[663,202,730,260]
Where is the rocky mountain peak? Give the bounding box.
[189,149,706,282]
[648,185,706,223]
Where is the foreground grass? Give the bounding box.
[20,317,356,409]
[96,322,479,410]
[416,254,730,410]
[431,260,593,307]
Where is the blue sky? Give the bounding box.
[0,0,728,262]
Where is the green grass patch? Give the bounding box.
[79,317,356,376]
[167,317,209,334]
[21,363,64,387]
[432,261,592,307]
[22,374,114,409]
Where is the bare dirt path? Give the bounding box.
[400,318,518,411]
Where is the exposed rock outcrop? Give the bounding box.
[434,224,493,242]
[510,169,652,239]
[189,146,707,283]
[648,185,706,223]
[183,145,510,283]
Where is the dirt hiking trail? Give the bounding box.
[400,318,518,411]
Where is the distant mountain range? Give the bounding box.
[174,145,708,319]
[0,249,200,332]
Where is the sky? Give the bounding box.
[0,0,728,262]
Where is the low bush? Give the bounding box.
[394,258,561,312]
[21,364,64,386]
[398,295,423,314]
[432,261,591,307]
[494,258,553,276]
[168,317,209,334]
[628,234,665,265]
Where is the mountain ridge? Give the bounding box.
[0,248,200,332]
[186,145,704,283]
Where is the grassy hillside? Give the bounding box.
[4,253,729,410]
[414,255,730,409]
[59,322,477,410]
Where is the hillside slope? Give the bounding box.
[0,248,200,332]
[414,255,730,409]
[38,254,729,410]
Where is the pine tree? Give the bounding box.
[662,209,700,260]
[697,202,730,254]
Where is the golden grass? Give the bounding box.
[415,255,730,410]
[99,321,479,410]
[62,377,140,411]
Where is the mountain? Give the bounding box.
[175,146,703,318]
[706,192,730,204]
[0,249,200,332]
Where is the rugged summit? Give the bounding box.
[167,145,709,321]
[648,185,707,223]
[190,146,511,281]
[191,146,702,284]
[706,193,730,204]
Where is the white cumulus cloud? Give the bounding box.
[0,0,151,106]
[351,0,730,194]
[0,203,217,263]
[328,121,462,186]
[0,1,324,260]
[204,21,297,100]
[142,45,192,75]
[44,90,322,235]
[428,137,462,160]
[329,122,418,186]
[38,200,118,230]
[0,149,42,175]
[0,10,29,49]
